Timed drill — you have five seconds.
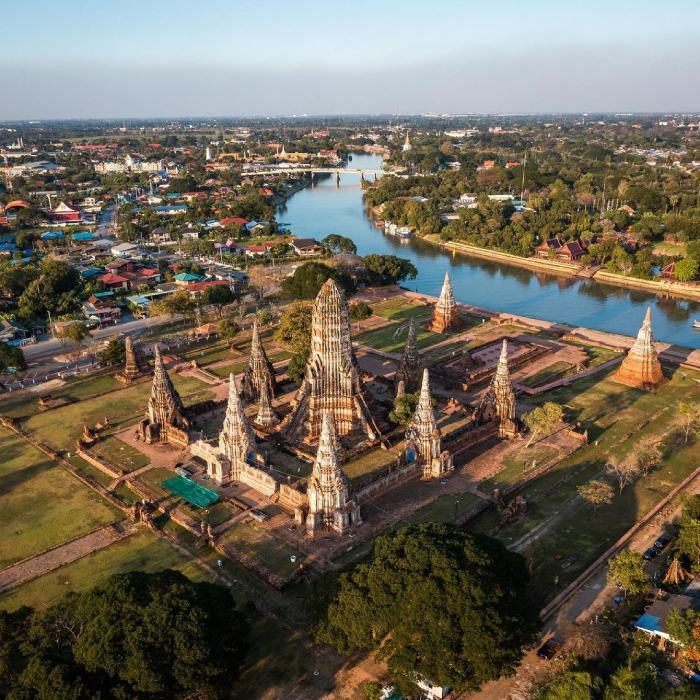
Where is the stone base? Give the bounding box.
[612,356,667,391]
[115,371,149,386]
[429,311,462,334]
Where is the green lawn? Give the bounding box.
[0,427,122,569]
[21,373,211,453]
[212,361,248,378]
[343,444,405,484]
[519,361,575,388]
[401,492,483,527]
[133,467,178,499]
[566,341,622,369]
[355,322,449,354]
[219,520,305,578]
[0,529,212,611]
[91,435,150,472]
[372,298,433,322]
[469,366,700,605]
[478,444,559,493]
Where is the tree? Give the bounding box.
[667,609,700,661]
[676,515,700,567]
[604,661,665,699]
[363,254,418,286]
[149,290,197,324]
[634,436,663,476]
[0,341,27,372]
[219,319,240,346]
[314,523,539,693]
[275,302,312,383]
[281,262,356,300]
[607,549,651,597]
[322,234,357,255]
[535,671,603,700]
[98,338,126,365]
[674,258,699,282]
[65,321,90,368]
[389,391,420,427]
[606,453,640,495]
[201,284,235,316]
[0,570,250,699]
[578,479,614,518]
[258,309,274,325]
[562,619,613,662]
[678,402,700,442]
[522,402,563,447]
[349,301,373,329]
[247,267,274,305]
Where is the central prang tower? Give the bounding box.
[283,278,380,445]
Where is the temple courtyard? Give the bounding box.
[1,282,699,698]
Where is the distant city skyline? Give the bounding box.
[3,0,700,120]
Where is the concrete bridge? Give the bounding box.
[244,167,386,178]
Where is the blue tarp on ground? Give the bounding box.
[161,476,219,508]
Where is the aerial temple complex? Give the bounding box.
[430,271,462,333]
[405,369,453,478]
[137,345,190,447]
[612,307,667,391]
[241,321,277,402]
[283,278,381,447]
[394,317,423,394]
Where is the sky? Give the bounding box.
[2,0,700,120]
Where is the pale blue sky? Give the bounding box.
[2,0,700,119]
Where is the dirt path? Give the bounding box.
[0,522,138,594]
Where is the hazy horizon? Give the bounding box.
[3,0,700,120]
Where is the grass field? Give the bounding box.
[0,529,212,612]
[355,322,449,354]
[91,435,150,472]
[401,492,482,527]
[566,341,622,369]
[478,444,558,493]
[21,373,211,452]
[343,443,405,484]
[519,361,575,388]
[469,366,700,604]
[0,427,122,569]
[220,520,305,577]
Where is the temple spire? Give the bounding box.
[394,317,422,394]
[242,320,277,403]
[475,339,517,438]
[148,345,185,425]
[283,278,380,444]
[220,373,255,462]
[305,413,359,534]
[430,271,462,333]
[613,307,667,390]
[255,380,279,427]
[406,369,451,478]
[118,335,146,383]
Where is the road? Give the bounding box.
[96,203,116,238]
[22,315,166,361]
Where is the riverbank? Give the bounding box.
[420,235,700,302]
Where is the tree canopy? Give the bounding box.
[0,569,250,699]
[363,254,418,286]
[281,262,356,300]
[314,523,539,693]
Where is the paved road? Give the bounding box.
[96,203,116,238]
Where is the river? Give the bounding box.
[276,152,700,349]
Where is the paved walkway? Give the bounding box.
[0,522,137,594]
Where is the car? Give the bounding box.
[643,548,659,561]
[654,536,672,550]
[536,636,564,660]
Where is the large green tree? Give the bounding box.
[1,570,250,699]
[275,301,312,382]
[0,341,27,372]
[363,254,418,286]
[281,262,356,300]
[315,523,539,693]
